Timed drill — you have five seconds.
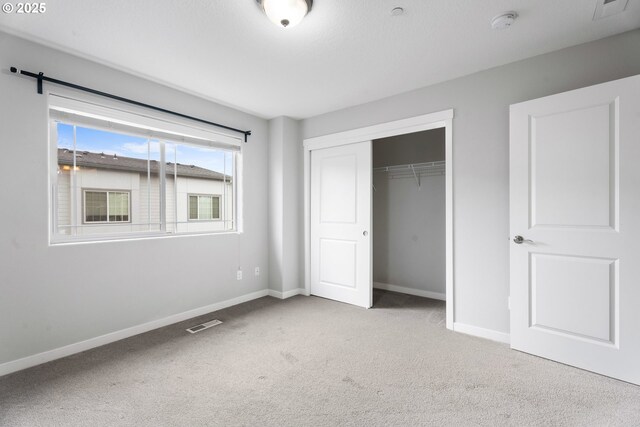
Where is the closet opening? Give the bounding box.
[372,128,446,307]
[303,109,453,327]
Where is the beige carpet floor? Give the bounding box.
[1,290,640,426]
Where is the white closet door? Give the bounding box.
[310,141,372,308]
[510,74,640,384]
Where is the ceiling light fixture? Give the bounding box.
[257,0,313,28]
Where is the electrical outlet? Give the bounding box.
[236,270,243,280]
[255,267,260,276]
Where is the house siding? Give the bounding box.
[56,168,233,236]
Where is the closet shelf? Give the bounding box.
[373,161,445,188]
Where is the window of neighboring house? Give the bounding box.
[84,190,130,223]
[49,94,241,243]
[188,194,221,220]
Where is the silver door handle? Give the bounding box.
[363,231,368,236]
[513,235,533,244]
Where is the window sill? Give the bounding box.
[49,230,241,246]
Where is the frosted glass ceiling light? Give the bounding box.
[258,0,313,28]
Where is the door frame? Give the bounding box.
[303,109,455,329]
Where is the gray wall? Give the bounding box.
[0,32,269,366]
[268,117,284,293]
[373,128,445,168]
[281,117,303,294]
[268,116,302,295]
[303,29,640,334]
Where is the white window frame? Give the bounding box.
[188,194,222,221]
[82,189,131,224]
[48,89,243,245]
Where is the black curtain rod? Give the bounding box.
[9,67,252,143]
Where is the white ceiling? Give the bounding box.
[1,0,639,119]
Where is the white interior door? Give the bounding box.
[510,74,640,385]
[310,141,372,308]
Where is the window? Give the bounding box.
[84,190,130,223]
[49,94,241,242]
[189,195,221,220]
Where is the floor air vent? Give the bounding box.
[186,319,223,334]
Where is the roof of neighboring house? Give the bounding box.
[58,149,231,182]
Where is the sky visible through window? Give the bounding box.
[57,123,232,174]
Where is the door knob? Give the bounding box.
[363,231,368,236]
[513,235,533,244]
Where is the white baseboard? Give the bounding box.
[0,289,270,378]
[373,282,446,301]
[268,288,306,299]
[453,322,510,344]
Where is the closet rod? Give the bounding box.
[374,161,445,189]
[9,67,252,143]
[373,161,445,173]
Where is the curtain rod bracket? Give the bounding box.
[9,66,252,143]
[37,72,44,94]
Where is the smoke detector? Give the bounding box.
[491,12,518,30]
